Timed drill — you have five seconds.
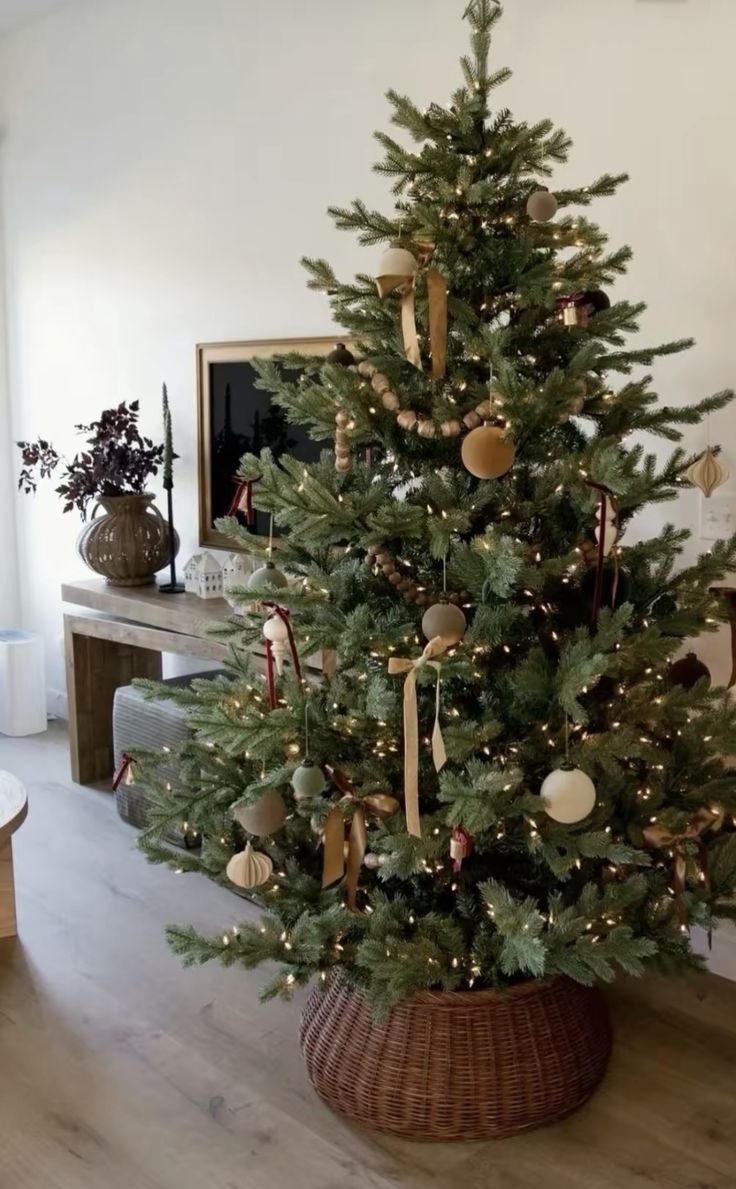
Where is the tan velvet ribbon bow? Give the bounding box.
[387,636,449,838]
[643,806,724,924]
[375,247,447,380]
[321,775,400,911]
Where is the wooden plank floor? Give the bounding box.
[2,724,736,1188]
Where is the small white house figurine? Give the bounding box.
[222,553,251,609]
[183,552,224,599]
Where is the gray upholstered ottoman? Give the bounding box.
[112,675,203,847]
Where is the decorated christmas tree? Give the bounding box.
[138,1,736,1024]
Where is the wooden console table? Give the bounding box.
[62,579,231,785]
[0,771,28,938]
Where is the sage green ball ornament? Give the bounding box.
[291,759,326,801]
[246,561,288,593]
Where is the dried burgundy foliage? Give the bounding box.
[17,401,165,519]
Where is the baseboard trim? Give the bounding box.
[47,687,68,721]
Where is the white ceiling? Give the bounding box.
[0,0,72,34]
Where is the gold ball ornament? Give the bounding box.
[540,767,596,824]
[421,602,467,645]
[226,842,273,889]
[686,447,729,498]
[233,788,287,837]
[461,425,515,480]
[526,190,558,223]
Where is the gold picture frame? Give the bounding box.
[196,336,344,550]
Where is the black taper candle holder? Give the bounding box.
[159,383,184,594]
[159,485,184,593]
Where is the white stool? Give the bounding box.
[0,630,46,736]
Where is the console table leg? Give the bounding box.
[0,839,17,939]
[64,619,162,785]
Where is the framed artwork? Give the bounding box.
[196,337,341,550]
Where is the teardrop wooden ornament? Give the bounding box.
[226,842,274,888]
[686,447,729,497]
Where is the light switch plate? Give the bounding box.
[699,492,736,541]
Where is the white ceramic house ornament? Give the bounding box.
[184,552,223,599]
[222,552,251,609]
[183,554,202,594]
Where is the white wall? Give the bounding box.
[1,0,736,706]
[0,171,20,629]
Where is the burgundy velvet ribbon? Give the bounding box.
[262,602,302,709]
[323,764,352,795]
[584,478,618,629]
[451,825,473,872]
[555,291,586,311]
[227,475,261,523]
[112,752,133,791]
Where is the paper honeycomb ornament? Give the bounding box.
[686,448,729,498]
[226,842,273,888]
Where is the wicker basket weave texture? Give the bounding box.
[76,493,176,587]
[112,677,200,844]
[300,972,611,1141]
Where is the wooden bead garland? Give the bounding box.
[357,360,401,413]
[335,409,351,473]
[364,544,469,609]
[357,358,512,451]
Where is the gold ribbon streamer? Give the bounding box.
[376,254,447,380]
[322,793,400,910]
[643,806,724,924]
[388,636,449,838]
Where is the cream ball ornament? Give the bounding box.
[233,788,287,837]
[291,759,326,801]
[526,190,558,223]
[421,602,467,645]
[375,246,418,297]
[461,424,515,480]
[540,766,597,825]
[226,842,274,889]
[246,561,288,593]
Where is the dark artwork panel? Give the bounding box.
[209,361,328,538]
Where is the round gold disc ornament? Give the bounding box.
[460,424,515,480]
